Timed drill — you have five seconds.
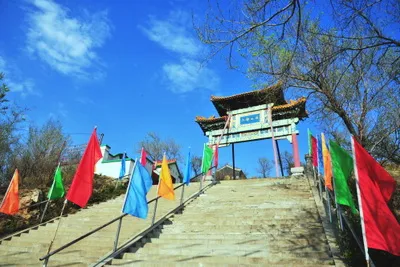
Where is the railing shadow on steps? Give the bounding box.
[39,166,217,267]
[304,155,376,267]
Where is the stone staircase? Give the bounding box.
[108,178,335,266]
[0,183,201,267]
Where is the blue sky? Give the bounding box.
[0,0,316,177]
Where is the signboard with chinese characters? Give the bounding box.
[206,104,299,146]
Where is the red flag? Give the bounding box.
[311,136,318,167]
[214,145,218,168]
[352,137,400,256]
[66,128,102,207]
[140,148,147,166]
[0,169,19,215]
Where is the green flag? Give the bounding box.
[201,144,213,173]
[307,129,312,154]
[47,166,65,200]
[329,140,358,214]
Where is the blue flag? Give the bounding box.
[317,136,324,175]
[183,148,191,185]
[122,162,153,219]
[119,153,126,179]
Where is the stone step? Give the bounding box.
[138,242,331,252]
[158,226,325,235]
[148,237,328,246]
[110,258,332,267]
[164,221,323,227]
[119,252,334,265]
[149,232,326,240]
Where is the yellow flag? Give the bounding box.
[321,133,333,190]
[157,155,175,200]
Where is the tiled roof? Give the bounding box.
[195,97,307,134]
[211,81,286,116]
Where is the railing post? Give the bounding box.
[180,184,185,206]
[113,217,123,252]
[151,198,159,226]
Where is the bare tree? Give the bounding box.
[256,157,272,178]
[282,151,294,176]
[191,155,202,176]
[196,0,400,163]
[137,132,181,162]
[15,119,69,188]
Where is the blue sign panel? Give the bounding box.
[240,114,260,125]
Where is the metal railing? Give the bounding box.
[310,167,376,267]
[39,167,216,266]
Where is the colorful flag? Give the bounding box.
[140,148,147,166]
[214,145,219,169]
[183,148,191,185]
[66,128,102,207]
[47,165,65,200]
[352,137,400,256]
[201,144,213,173]
[157,154,175,200]
[311,136,318,167]
[321,133,333,190]
[0,169,19,215]
[119,153,126,179]
[122,161,153,219]
[329,140,357,214]
[308,128,312,155]
[317,136,324,175]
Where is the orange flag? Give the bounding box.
[0,169,20,215]
[157,155,175,200]
[321,133,333,190]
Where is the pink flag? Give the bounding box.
[140,148,147,166]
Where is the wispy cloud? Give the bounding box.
[25,0,111,79]
[0,55,38,97]
[140,11,201,57]
[140,10,219,93]
[163,58,219,93]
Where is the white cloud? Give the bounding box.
[163,58,219,93]
[140,10,201,57]
[0,55,38,97]
[141,10,220,93]
[26,0,111,78]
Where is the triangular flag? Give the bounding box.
[122,161,153,219]
[214,145,219,169]
[352,137,400,256]
[0,169,19,215]
[317,136,324,175]
[66,128,102,207]
[183,148,191,185]
[311,136,318,167]
[308,128,313,155]
[47,165,65,200]
[201,144,213,173]
[119,153,126,179]
[321,133,332,190]
[140,148,147,166]
[157,154,175,200]
[329,140,357,214]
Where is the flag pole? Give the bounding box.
[351,136,370,266]
[268,104,280,177]
[45,198,68,260]
[40,141,67,223]
[151,155,162,226]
